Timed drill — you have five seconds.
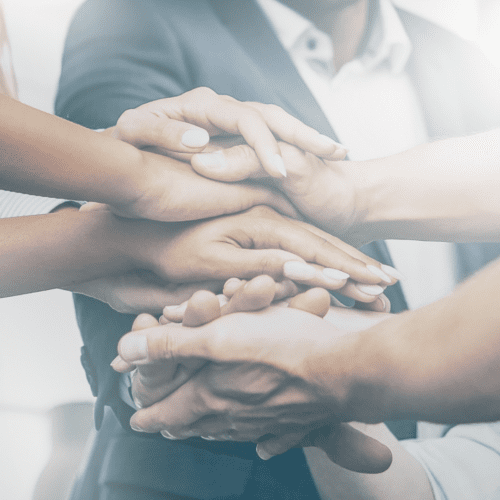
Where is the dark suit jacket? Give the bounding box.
[56,1,500,498]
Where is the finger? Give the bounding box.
[221,275,276,315]
[223,278,246,297]
[245,101,348,160]
[182,290,222,327]
[79,202,110,212]
[256,431,310,460]
[338,280,386,303]
[192,144,264,182]
[130,378,219,435]
[355,294,391,313]
[114,108,210,153]
[257,423,393,474]
[288,219,400,285]
[309,424,393,474]
[288,288,331,318]
[132,313,161,331]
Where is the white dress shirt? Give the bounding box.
[256,1,500,499]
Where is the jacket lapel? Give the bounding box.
[209,0,337,139]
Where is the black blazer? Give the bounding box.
[56,0,500,497]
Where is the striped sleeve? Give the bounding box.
[0,190,78,218]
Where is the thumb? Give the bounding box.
[258,423,393,474]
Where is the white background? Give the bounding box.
[0,1,499,499]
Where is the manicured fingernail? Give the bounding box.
[381,264,405,281]
[355,284,385,296]
[331,148,349,160]
[201,435,216,441]
[366,265,392,283]
[283,261,316,280]
[131,423,145,432]
[269,153,287,177]
[120,335,148,363]
[379,295,391,313]
[110,355,131,371]
[256,445,274,461]
[217,294,229,307]
[178,430,198,439]
[181,128,210,148]
[322,268,350,281]
[161,430,180,440]
[163,302,188,315]
[195,151,227,169]
[318,134,344,148]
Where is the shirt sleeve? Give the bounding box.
[0,190,76,218]
[401,422,500,500]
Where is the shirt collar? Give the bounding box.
[256,0,412,75]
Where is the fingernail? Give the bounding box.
[181,128,210,148]
[201,435,216,441]
[269,153,287,177]
[161,430,180,440]
[120,335,148,363]
[379,295,391,313]
[355,284,385,296]
[163,302,188,315]
[283,261,316,280]
[318,134,345,148]
[256,445,274,461]
[110,355,131,371]
[330,148,349,160]
[322,268,350,281]
[217,294,229,307]
[178,430,198,439]
[381,264,405,281]
[366,265,392,283]
[195,151,227,169]
[131,423,145,432]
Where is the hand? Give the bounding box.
[119,205,397,301]
[110,87,347,179]
[191,140,376,247]
[112,280,392,474]
[67,271,223,315]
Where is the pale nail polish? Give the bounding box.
[318,134,345,149]
[283,261,316,280]
[120,336,148,363]
[355,284,385,296]
[269,153,287,177]
[161,430,180,440]
[217,294,229,307]
[163,302,188,315]
[330,148,349,160]
[131,424,145,432]
[110,356,130,371]
[256,445,274,461]
[200,435,216,441]
[195,151,227,169]
[323,268,350,281]
[181,128,210,148]
[366,265,392,283]
[381,264,405,281]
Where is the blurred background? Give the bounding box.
[0,0,499,499]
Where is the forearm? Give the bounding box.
[304,423,433,500]
[344,256,500,424]
[0,95,151,207]
[0,206,136,296]
[354,129,500,242]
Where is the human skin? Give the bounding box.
[193,129,500,246]
[0,204,391,298]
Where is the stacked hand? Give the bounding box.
[112,277,393,474]
[71,88,399,313]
